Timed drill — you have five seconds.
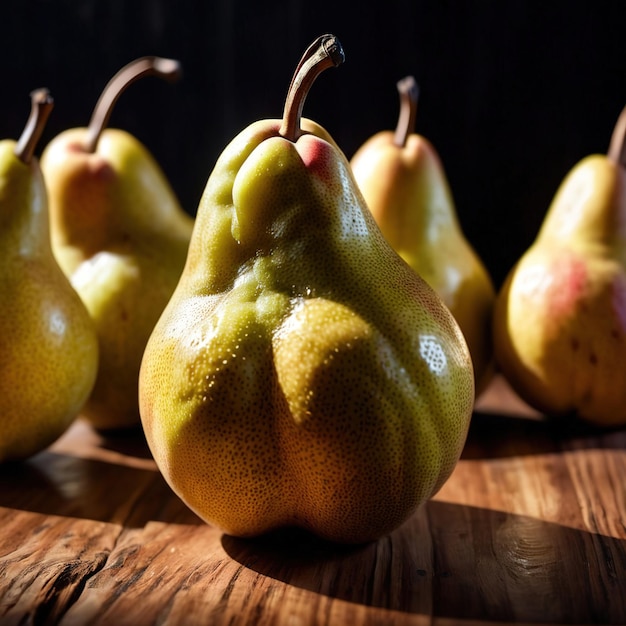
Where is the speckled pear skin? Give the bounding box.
[0,140,98,462]
[138,118,475,544]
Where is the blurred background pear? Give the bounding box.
[493,106,626,426]
[40,57,194,430]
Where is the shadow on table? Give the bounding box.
[222,500,626,624]
[463,409,626,460]
[95,424,155,459]
[51,418,155,460]
[0,450,201,527]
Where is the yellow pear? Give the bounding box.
[40,57,194,430]
[139,36,474,544]
[493,105,626,426]
[0,90,98,462]
[350,76,496,397]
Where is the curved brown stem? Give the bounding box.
[607,105,626,168]
[84,56,182,153]
[279,34,345,142]
[14,88,54,165]
[393,76,419,148]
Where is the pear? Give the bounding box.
[350,76,496,397]
[493,105,626,426]
[139,36,474,544]
[40,57,194,430]
[0,89,98,462]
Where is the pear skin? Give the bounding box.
[40,58,194,430]
[0,91,98,462]
[351,78,495,397]
[493,107,626,426]
[139,37,474,544]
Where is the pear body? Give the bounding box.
[41,128,194,429]
[351,132,495,396]
[0,141,98,461]
[139,118,474,544]
[493,154,626,426]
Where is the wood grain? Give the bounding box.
[0,376,625,625]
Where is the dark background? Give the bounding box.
[2,1,625,287]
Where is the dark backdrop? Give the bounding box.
[2,1,625,287]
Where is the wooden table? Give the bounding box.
[1,375,625,625]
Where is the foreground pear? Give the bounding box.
[0,90,98,462]
[139,36,474,544]
[351,77,495,396]
[40,57,194,430]
[493,105,626,426]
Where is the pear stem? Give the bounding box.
[279,34,345,143]
[607,105,626,168]
[393,76,419,148]
[84,56,182,154]
[14,88,54,165]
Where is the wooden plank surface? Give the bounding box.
[0,376,625,625]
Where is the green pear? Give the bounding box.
[493,105,626,426]
[139,35,474,544]
[0,89,98,462]
[350,76,496,397]
[40,57,194,430]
